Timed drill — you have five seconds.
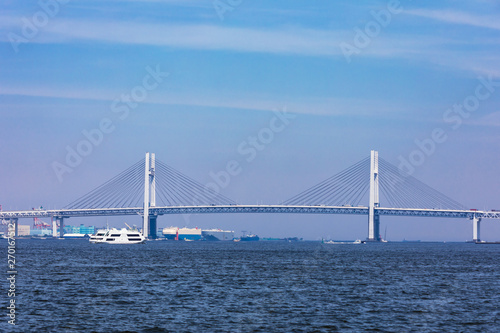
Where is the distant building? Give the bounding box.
[64,225,77,234]
[17,225,30,236]
[31,229,52,237]
[79,225,95,235]
[63,224,95,235]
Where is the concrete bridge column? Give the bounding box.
[53,217,65,238]
[52,217,57,238]
[368,150,381,241]
[59,217,65,238]
[149,215,157,239]
[143,152,156,239]
[472,215,481,242]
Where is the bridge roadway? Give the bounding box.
[1,205,499,220]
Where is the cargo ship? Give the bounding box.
[201,229,234,241]
[162,227,202,241]
[162,227,235,241]
[240,234,259,241]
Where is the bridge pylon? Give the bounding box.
[51,217,65,238]
[368,150,381,241]
[472,215,481,242]
[143,152,157,239]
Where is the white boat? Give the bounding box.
[323,239,364,245]
[90,228,145,244]
[89,229,108,243]
[63,233,88,239]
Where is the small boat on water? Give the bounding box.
[323,239,365,245]
[63,233,89,239]
[90,228,145,244]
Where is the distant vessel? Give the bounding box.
[202,229,235,241]
[474,240,500,245]
[90,228,145,244]
[63,233,89,239]
[240,234,259,242]
[323,239,364,245]
[162,227,202,241]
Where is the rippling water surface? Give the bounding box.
[2,240,500,332]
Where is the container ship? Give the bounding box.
[240,234,259,241]
[162,227,202,241]
[162,227,234,241]
[202,229,235,241]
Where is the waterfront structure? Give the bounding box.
[1,151,499,242]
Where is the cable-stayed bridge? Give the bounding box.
[1,151,498,242]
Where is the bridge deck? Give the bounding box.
[1,205,498,219]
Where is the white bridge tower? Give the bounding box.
[368,150,381,241]
[143,152,157,239]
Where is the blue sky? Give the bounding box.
[1,0,499,241]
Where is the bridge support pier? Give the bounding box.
[59,218,65,238]
[53,217,65,238]
[368,212,380,242]
[52,218,57,238]
[472,215,481,242]
[149,215,157,239]
[143,152,156,239]
[368,150,381,241]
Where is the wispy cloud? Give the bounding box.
[473,111,500,127]
[0,84,407,118]
[0,17,345,56]
[1,16,493,67]
[406,9,500,31]
[1,9,499,79]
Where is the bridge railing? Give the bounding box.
[1,205,499,219]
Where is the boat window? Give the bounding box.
[106,238,114,241]
[128,238,142,241]
[110,234,121,237]
[128,234,140,237]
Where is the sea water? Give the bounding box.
[1,240,499,332]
